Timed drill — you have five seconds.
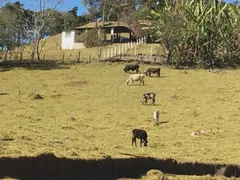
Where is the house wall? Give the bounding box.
[62,30,75,49]
[62,30,86,49]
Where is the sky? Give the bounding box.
[6,0,238,16]
[8,0,88,15]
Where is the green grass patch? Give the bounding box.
[0,63,240,165]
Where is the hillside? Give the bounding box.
[12,34,163,62]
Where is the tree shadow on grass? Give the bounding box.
[0,60,73,71]
[0,153,239,180]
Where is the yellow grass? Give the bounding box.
[119,169,239,180]
[0,63,240,165]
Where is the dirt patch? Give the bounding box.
[0,153,239,180]
[33,94,43,100]
[68,80,88,85]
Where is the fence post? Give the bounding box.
[20,52,22,61]
[77,51,81,63]
[151,45,153,57]
[107,48,110,59]
[111,48,113,58]
[114,46,117,56]
[43,54,45,61]
[4,52,7,60]
[118,46,121,55]
[61,52,65,63]
[9,52,12,60]
[88,54,91,63]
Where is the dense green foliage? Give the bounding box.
[80,29,101,48]
[150,0,240,68]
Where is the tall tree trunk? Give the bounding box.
[36,39,41,61]
[102,0,106,25]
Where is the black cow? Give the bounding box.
[123,64,139,73]
[141,93,156,105]
[145,68,161,77]
[132,129,148,147]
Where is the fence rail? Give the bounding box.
[0,36,165,64]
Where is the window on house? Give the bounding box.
[65,31,71,38]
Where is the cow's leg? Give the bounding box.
[152,97,155,105]
[132,137,137,147]
[130,79,133,85]
[140,139,143,147]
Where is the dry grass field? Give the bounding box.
[0,62,240,166]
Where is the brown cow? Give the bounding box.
[145,68,161,77]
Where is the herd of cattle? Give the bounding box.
[123,64,161,147]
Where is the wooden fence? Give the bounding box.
[0,36,165,64]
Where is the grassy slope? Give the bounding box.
[0,63,240,165]
[14,33,163,61]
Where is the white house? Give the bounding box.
[61,30,85,50]
[61,21,151,50]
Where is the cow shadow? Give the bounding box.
[141,104,160,106]
[130,84,148,86]
[160,75,168,78]
[125,71,140,74]
[160,121,169,124]
[146,75,168,78]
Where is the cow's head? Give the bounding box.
[144,139,148,146]
[141,97,147,104]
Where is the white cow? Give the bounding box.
[125,74,145,85]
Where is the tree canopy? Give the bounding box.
[0,1,88,51]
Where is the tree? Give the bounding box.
[150,0,240,68]
[8,0,64,61]
[79,28,108,62]
[81,0,101,23]
[0,1,25,50]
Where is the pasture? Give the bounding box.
[0,62,240,167]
